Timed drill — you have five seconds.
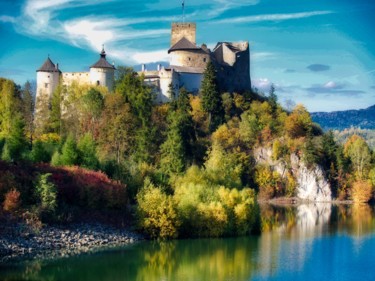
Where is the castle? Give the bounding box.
[35,21,250,112]
[140,22,251,103]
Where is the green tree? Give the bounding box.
[48,83,64,135]
[98,93,136,164]
[78,133,99,170]
[30,140,50,163]
[160,112,185,176]
[0,78,22,138]
[1,116,27,162]
[35,173,57,212]
[80,88,104,137]
[21,81,34,147]
[59,135,79,166]
[201,62,223,131]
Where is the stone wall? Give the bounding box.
[171,22,196,46]
[89,68,115,91]
[62,72,90,87]
[213,42,251,93]
[170,50,210,68]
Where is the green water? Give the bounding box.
[2,204,375,281]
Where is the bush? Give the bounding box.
[351,180,373,203]
[136,179,180,239]
[3,189,21,212]
[35,173,57,212]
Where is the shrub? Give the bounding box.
[3,189,21,212]
[255,165,282,200]
[136,179,180,239]
[35,173,57,212]
[195,202,227,237]
[351,180,373,203]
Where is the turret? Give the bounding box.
[36,56,61,99]
[90,46,115,90]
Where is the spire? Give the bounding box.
[100,44,106,59]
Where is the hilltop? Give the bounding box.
[311,105,375,131]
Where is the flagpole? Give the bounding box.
[182,0,185,23]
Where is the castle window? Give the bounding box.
[97,80,100,86]
[48,75,50,78]
[188,57,191,61]
[45,83,48,89]
[203,58,206,62]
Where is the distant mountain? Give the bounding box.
[311,105,375,131]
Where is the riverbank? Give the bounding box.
[0,219,143,264]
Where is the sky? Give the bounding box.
[0,0,374,112]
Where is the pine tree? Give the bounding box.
[60,135,79,166]
[78,133,99,170]
[1,116,27,162]
[201,62,223,131]
[21,81,34,147]
[160,113,185,175]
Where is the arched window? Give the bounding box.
[97,80,100,86]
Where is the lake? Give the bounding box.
[1,203,375,281]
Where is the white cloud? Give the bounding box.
[0,15,16,23]
[252,52,276,61]
[252,78,272,92]
[213,10,333,24]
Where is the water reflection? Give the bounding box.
[2,204,375,281]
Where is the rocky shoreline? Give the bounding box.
[0,222,143,264]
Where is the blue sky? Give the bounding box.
[0,0,374,112]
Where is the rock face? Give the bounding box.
[290,154,332,202]
[254,147,332,202]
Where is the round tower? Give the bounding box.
[36,56,61,100]
[90,47,115,91]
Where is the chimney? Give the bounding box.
[56,63,59,70]
[141,64,146,72]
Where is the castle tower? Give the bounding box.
[90,46,115,90]
[35,56,61,132]
[171,22,196,47]
[36,56,61,100]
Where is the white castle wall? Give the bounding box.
[90,68,115,90]
[62,72,90,86]
[36,71,60,99]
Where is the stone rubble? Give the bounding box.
[0,222,142,264]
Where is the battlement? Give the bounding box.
[171,22,196,46]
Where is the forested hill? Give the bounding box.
[311,105,375,130]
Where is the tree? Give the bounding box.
[284,104,313,138]
[30,140,50,163]
[201,62,223,131]
[1,116,27,162]
[21,81,34,147]
[48,83,64,135]
[268,84,277,114]
[344,135,372,180]
[160,112,186,176]
[98,93,136,164]
[80,88,104,137]
[59,135,79,166]
[0,78,22,138]
[78,133,99,170]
